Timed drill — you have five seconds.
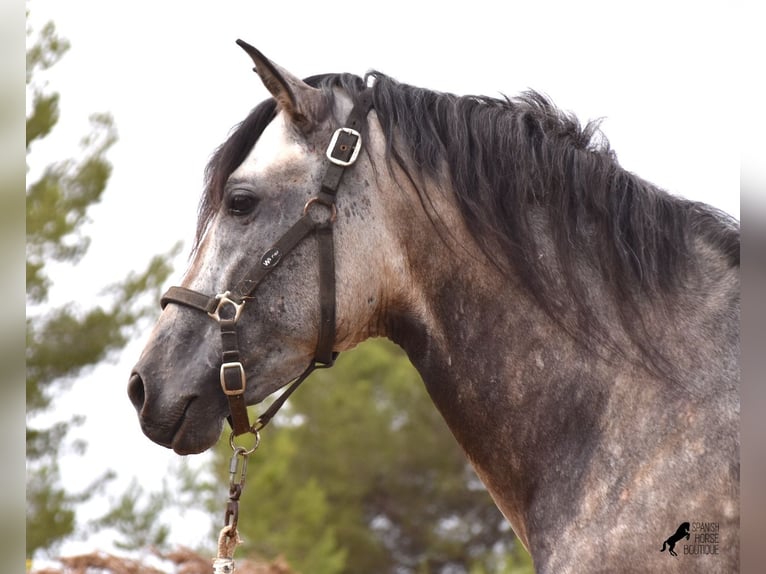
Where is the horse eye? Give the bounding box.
[227,192,258,216]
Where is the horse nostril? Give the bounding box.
[128,372,146,412]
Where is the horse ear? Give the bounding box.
[235,39,324,130]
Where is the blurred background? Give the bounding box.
[16,0,758,573]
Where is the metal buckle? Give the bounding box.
[326,127,361,166]
[208,291,245,323]
[220,362,246,396]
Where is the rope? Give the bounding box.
[213,525,241,574]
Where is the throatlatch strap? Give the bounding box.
[315,224,336,365]
[254,361,318,430]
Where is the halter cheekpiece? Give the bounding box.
[160,91,374,436]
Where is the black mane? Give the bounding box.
[200,71,740,367]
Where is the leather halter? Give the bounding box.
[160,91,374,436]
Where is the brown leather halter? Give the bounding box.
[160,91,374,436]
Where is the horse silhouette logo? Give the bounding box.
[660,522,690,557]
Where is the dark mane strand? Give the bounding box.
[360,73,739,373]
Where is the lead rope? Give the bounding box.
[212,430,260,573]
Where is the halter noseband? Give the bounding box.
[160,91,374,436]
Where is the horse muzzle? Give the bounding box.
[128,369,225,455]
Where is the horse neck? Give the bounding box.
[379,180,586,545]
[378,173,739,552]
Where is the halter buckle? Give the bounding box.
[220,361,246,396]
[326,127,362,166]
[208,291,245,323]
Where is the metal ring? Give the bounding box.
[228,428,260,455]
[303,197,337,223]
[208,291,245,323]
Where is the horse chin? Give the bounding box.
[169,415,225,455]
[152,394,225,455]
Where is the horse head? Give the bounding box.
[128,42,416,454]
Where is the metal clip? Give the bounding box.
[229,447,249,488]
[224,497,240,531]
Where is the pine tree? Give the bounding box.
[209,339,534,573]
[25,17,177,558]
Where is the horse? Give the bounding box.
[128,41,740,573]
[661,522,691,557]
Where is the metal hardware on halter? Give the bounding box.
[220,361,246,396]
[326,127,362,166]
[304,197,338,223]
[229,428,260,454]
[208,291,245,323]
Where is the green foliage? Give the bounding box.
[26,111,117,304]
[25,20,70,84]
[25,20,69,151]
[25,15,178,558]
[211,339,519,573]
[228,431,347,574]
[25,463,76,555]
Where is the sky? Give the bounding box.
[26,0,741,560]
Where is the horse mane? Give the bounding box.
[360,74,740,360]
[199,71,740,370]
